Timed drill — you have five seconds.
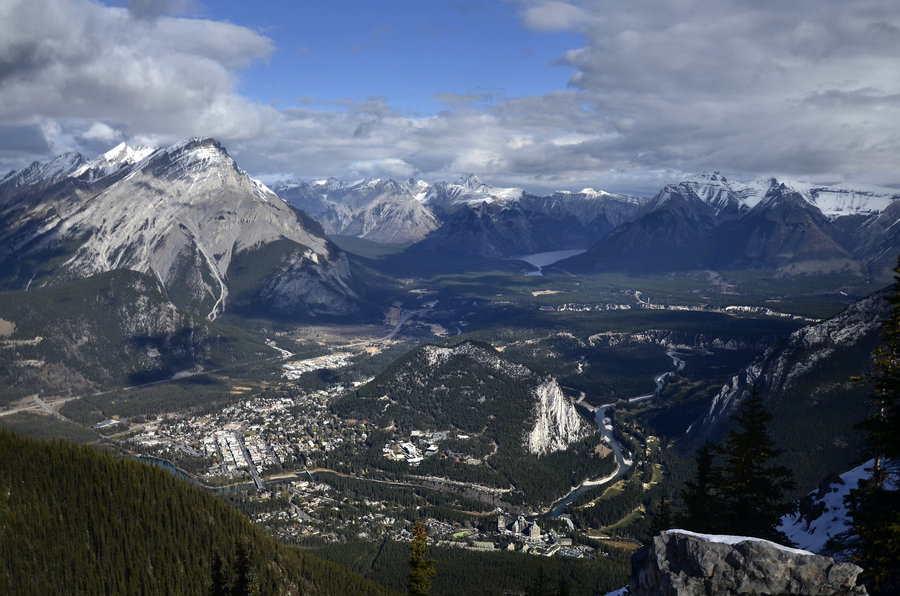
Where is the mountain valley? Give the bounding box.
[1,139,897,595]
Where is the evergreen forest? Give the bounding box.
[0,429,394,595]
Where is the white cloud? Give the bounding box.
[506,0,900,187]
[2,0,899,195]
[82,122,122,143]
[347,158,415,180]
[0,0,274,159]
[519,0,591,32]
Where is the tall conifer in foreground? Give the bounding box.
[842,256,900,593]
[407,521,435,596]
[715,386,795,544]
[679,440,721,533]
[679,388,794,543]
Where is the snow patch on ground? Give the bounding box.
[778,460,873,554]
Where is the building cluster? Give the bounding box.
[128,385,368,483]
[205,431,247,476]
[281,352,354,380]
[382,430,449,464]
[420,513,596,559]
[250,479,600,559]
[253,478,406,544]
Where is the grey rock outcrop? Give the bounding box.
[630,530,866,595]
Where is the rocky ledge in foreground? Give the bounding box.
[629,529,866,595]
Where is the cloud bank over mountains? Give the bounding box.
[2,0,899,195]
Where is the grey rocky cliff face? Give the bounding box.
[525,378,592,455]
[688,289,890,438]
[273,178,440,244]
[630,530,867,595]
[0,138,358,319]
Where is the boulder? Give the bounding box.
[630,529,867,595]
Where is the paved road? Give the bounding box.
[234,431,265,491]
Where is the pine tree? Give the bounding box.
[232,541,260,596]
[715,386,795,544]
[648,493,673,538]
[843,256,900,593]
[209,553,230,596]
[407,521,435,596]
[679,441,721,533]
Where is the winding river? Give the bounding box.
[544,349,687,518]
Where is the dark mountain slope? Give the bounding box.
[561,183,720,272]
[715,183,855,269]
[686,288,890,491]
[405,203,583,261]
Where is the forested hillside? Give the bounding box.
[0,429,394,595]
[332,341,614,505]
[0,269,268,404]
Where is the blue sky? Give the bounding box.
[2,0,900,195]
[213,1,582,116]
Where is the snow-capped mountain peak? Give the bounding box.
[805,184,899,217]
[0,137,359,321]
[577,187,615,198]
[670,171,748,216]
[678,172,899,219]
[419,174,525,209]
[96,141,155,167]
[71,141,156,182]
[158,137,234,175]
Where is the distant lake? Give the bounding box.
[512,249,586,275]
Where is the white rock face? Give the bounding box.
[525,378,591,455]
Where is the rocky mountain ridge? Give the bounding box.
[0,138,360,319]
[689,288,890,438]
[561,175,899,280]
[271,177,439,244]
[681,288,890,491]
[276,168,896,275]
[272,174,646,255]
